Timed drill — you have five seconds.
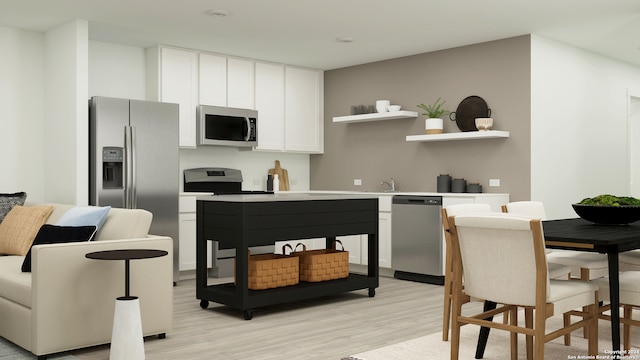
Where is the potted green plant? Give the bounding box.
[417,97,449,134]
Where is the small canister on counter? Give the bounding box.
[451,178,467,193]
[467,183,482,193]
[437,174,452,193]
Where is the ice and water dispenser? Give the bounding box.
[102,147,123,189]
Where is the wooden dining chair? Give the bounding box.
[618,251,640,272]
[501,202,572,281]
[592,271,640,352]
[503,201,607,281]
[441,203,492,342]
[448,214,599,360]
[443,203,571,347]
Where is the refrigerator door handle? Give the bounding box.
[130,126,137,209]
[124,125,134,209]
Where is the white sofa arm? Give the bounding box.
[30,236,173,356]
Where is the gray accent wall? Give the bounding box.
[311,35,531,201]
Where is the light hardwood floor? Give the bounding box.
[71,275,449,360]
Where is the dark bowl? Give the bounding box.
[572,204,640,225]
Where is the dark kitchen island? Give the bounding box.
[195,193,380,319]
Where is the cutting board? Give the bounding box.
[268,160,290,191]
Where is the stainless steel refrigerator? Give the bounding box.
[89,96,180,283]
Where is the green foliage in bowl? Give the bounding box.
[578,194,640,206]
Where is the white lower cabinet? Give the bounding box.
[179,213,197,270]
[342,196,392,269]
[179,195,211,271]
[275,238,325,254]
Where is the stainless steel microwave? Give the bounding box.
[197,105,258,147]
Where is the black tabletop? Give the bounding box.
[85,249,168,261]
[543,218,640,252]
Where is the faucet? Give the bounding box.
[380,178,396,192]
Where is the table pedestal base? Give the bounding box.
[110,296,144,360]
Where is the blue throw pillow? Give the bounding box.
[56,206,111,231]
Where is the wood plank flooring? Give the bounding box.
[71,275,452,360]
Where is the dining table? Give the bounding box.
[542,218,640,358]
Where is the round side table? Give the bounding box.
[86,249,168,360]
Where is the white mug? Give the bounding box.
[376,100,390,113]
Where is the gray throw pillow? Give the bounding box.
[0,192,27,224]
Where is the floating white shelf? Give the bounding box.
[406,130,510,142]
[333,110,418,123]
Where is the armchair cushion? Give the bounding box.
[0,205,53,256]
[21,225,97,272]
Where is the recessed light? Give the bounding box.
[335,37,355,43]
[205,9,229,17]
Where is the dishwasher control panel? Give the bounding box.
[392,195,442,206]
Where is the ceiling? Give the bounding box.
[1,0,639,70]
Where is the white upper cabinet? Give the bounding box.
[159,47,198,148]
[255,62,285,151]
[227,58,255,110]
[148,46,323,153]
[285,67,323,153]
[198,53,227,107]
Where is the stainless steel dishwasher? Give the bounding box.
[391,195,444,284]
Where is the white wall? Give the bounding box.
[531,35,640,219]
[0,26,46,201]
[44,19,89,205]
[89,41,146,100]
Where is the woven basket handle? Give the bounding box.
[294,243,307,253]
[282,244,294,255]
[333,239,345,251]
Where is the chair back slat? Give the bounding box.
[504,201,547,220]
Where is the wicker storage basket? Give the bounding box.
[292,240,349,282]
[242,245,299,290]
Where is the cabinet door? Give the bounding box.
[179,212,212,271]
[227,58,255,109]
[255,62,285,151]
[160,48,198,148]
[362,212,392,268]
[284,67,323,153]
[199,53,227,106]
[179,213,197,271]
[338,234,363,265]
[275,238,324,254]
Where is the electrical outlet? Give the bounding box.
[489,179,501,187]
[354,179,362,186]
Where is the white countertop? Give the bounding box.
[196,192,380,202]
[285,190,509,197]
[184,190,509,198]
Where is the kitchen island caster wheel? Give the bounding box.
[243,309,254,320]
[368,288,376,297]
[200,300,209,309]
